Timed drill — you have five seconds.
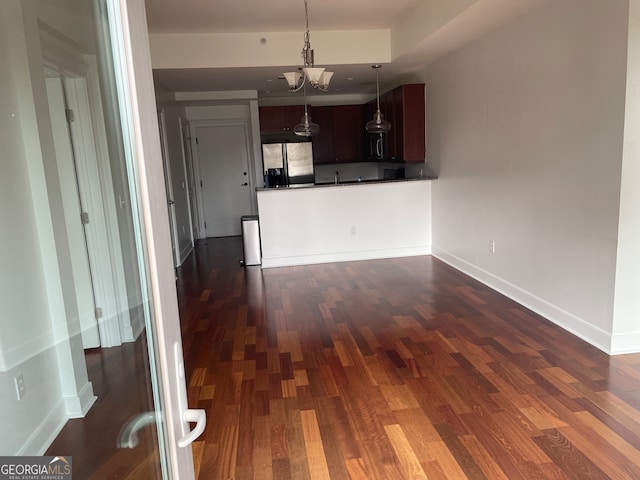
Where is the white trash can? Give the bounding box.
[240,215,261,266]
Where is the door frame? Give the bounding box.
[157,108,181,267]
[109,0,201,476]
[189,119,257,239]
[179,117,199,244]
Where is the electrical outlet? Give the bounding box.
[14,373,26,401]
[489,240,495,253]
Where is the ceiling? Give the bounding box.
[146,0,547,101]
[145,0,420,34]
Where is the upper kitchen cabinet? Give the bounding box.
[310,106,335,164]
[313,105,364,164]
[333,105,364,163]
[373,83,426,163]
[259,106,305,134]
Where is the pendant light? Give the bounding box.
[365,64,391,134]
[294,83,320,137]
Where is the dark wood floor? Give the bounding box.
[46,334,162,479]
[178,237,640,480]
[47,237,640,479]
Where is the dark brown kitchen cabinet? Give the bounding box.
[312,105,364,164]
[310,106,335,164]
[259,106,305,134]
[380,84,425,163]
[260,85,424,163]
[332,105,364,163]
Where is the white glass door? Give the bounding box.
[0,0,201,477]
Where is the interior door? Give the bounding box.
[1,0,201,478]
[194,123,253,237]
[44,73,102,349]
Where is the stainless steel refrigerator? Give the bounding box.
[262,140,314,187]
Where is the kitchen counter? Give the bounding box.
[256,175,437,191]
[256,179,432,268]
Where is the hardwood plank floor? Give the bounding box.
[46,334,162,479]
[178,237,640,480]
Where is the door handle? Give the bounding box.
[173,341,206,449]
[168,200,175,205]
[118,411,159,449]
[177,409,207,448]
[241,182,248,186]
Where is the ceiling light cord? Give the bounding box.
[302,0,311,65]
[376,67,381,111]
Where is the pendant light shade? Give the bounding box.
[366,110,391,134]
[294,111,320,137]
[366,65,391,134]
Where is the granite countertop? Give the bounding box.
[256,175,437,192]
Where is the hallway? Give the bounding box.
[176,238,640,479]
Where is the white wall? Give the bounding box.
[423,0,630,353]
[0,0,94,454]
[612,0,640,353]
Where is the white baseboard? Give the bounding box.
[119,307,134,342]
[180,242,194,266]
[131,304,146,341]
[261,245,432,269]
[432,247,617,355]
[610,332,640,355]
[64,380,97,419]
[17,400,67,456]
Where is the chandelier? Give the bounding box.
[283,0,334,92]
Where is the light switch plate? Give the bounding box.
[14,373,26,401]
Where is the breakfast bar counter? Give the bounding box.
[256,178,434,268]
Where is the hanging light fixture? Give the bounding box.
[294,83,320,137]
[283,0,334,92]
[365,64,391,134]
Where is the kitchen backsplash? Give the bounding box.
[315,161,428,183]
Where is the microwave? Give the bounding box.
[368,132,386,160]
